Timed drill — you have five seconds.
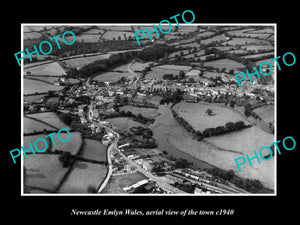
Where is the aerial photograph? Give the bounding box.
[22,24,275,195]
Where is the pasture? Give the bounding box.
[63,53,112,69]
[49,132,82,155]
[24,117,57,134]
[79,138,107,162]
[224,38,271,46]
[119,105,160,119]
[173,102,250,132]
[58,161,107,193]
[24,154,69,192]
[24,78,64,95]
[26,112,71,130]
[24,62,66,76]
[203,59,245,72]
[92,71,135,82]
[253,105,274,124]
[106,117,146,132]
[145,64,192,80]
[200,34,227,45]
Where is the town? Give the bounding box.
[22,24,275,194]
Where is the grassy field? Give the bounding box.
[102,31,135,40]
[24,154,69,192]
[145,64,191,79]
[93,71,135,82]
[240,45,274,52]
[24,134,51,152]
[26,112,71,130]
[49,132,82,155]
[24,117,57,134]
[63,53,112,68]
[79,138,107,162]
[119,105,160,119]
[203,59,245,72]
[206,126,274,156]
[173,102,250,132]
[225,38,271,46]
[241,52,274,59]
[106,117,146,131]
[201,34,227,45]
[227,29,271,39]
[58,161,107,193]
[24,78,64,95]
[153,105,274,190]
[103,171,147,193]
[24,94,46,103]
[24,62,66,76]
[253,105,274,124]
[130,62,152,72]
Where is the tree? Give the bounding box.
[58,113,73,125]
[87,185,97,193]
[205,108,213,116]
[179,70,185,79]
[229,69,235,75]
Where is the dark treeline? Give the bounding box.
[101,110,155,124]
[66,44,176,79]
[207,167,264,193]
[171,109,251,140]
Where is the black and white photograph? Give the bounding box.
[21,24,276,195]
[3,4,298,223]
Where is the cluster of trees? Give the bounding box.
[102,110,154,124]
[162,71,186,81]
[57,112,74,126]
[172,109,251,140]
[171,109,203,141]
[173,181,195,193]
[159,89,184,105]
[130,126,153,137]
[202,121,251,138]
[58,151,76,168]
[207,167,264,193]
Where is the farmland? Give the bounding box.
[62,53,112,68]
[224,38,271,46]
[24,154,69,192]
[24,117,57,134]
[119,105,160,119]
[106,117,146,131]
[24,62,66,76]
[203,59,245,72]
[58,161,107,193]
[22,25,275,194]
[26,112,71,130]
[152,105,274,190]
[24,78,64,95]
[79,138,107,162]
[92,71,135,82]
[173,102,250,132]
[145,64,192,79]
[253,105,274,124]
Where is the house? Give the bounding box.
[184,94,198,103]
[88,108,99,121]
[142,160,153,171]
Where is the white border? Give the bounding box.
[21,23,277,196]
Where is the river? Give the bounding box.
[150,104,214,171]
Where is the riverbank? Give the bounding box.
[150,103,274,192]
